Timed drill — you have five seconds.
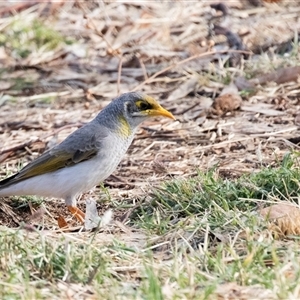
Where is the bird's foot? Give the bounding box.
[57,206,85,228]
[67,205,85,223]
[57,215,68,228]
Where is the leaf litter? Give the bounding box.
[0,0,300,298]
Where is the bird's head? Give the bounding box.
[123,92,175,124]
[98,92,175,137]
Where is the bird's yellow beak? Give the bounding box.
[148,105,176,120]
[140,95,176,120]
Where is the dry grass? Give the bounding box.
[1,0,300,299]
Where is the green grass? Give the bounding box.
[133,153,300,234]
[2,154,300,299]
[0,16,72,99]
[0,18,70,59]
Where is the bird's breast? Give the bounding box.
[102,133,133,167]
[87,132,135,186]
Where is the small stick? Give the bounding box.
[117,54,123,96]
[138,57,149,81]
[0,123,83,156]
[132,49,251,91]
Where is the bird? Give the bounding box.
[0,92,175,226]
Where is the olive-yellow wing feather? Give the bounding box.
[0,122,108,188]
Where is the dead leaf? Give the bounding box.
[263,0,282,2]
[85,199,112,230]
[241,103,284,116]
[250,66,300,85]
[295,114,300,126]
[235,66,300,89]
[0,201,20,225]
[210,83,242,115]
[0,81,13,91]
[234,76,256,91]
[259,202,300,237]
[167,77,199,101]
[247,0,262,6]
[85,199,102,230]
[214,282,275,300]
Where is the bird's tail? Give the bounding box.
[0,174,18,196]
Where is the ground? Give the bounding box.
[1,1,300,299]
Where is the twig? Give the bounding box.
[18,90,83,103]
[132,49,251,92]
[138,57,149,81]
[0,202,20,226]
[117,54,123,96]
[250,127,297,137]
[76,1,114,51]
[176,103,199,115]
[0,141,35,156]
[198,137,253,150]
[0,123,84,156]
[78,1,124,95]
[0,2,37,16]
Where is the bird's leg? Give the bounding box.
[67,206,85,223]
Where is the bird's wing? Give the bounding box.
[0,122,109,187]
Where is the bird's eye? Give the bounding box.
[136,100,151,111]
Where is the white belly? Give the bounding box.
[0,133,134,204]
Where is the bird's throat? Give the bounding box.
[117,116,132,138]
